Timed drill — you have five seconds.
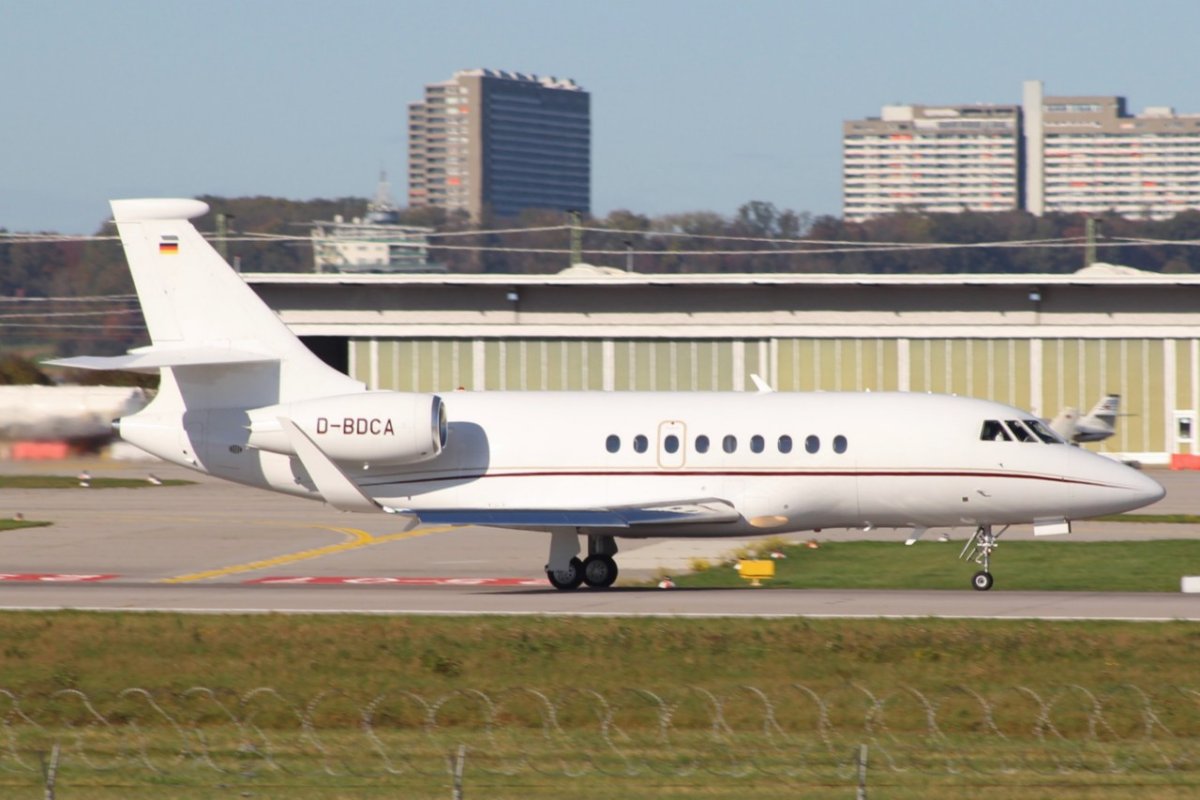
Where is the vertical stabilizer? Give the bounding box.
[94,199,361,409]
[1082,394,1120,429]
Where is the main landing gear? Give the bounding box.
[545,532,619,591]
[960,524,1007,591]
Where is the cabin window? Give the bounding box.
[833,435,848,454]
[980,420,1011,441]
[722,435,738,454]
[750,435,765,453]
[778,435,793,454]
[805,435,820,454]
[1006,420,1037,443]
[695,435,710,453]
[606,434,620,453]
[633,434,649,453]
[664,434,680,454]
[1024,418,1064,444]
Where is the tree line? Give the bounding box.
[5,195,1200,362]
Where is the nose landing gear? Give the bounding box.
[960,524,1007,591]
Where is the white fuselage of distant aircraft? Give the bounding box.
[51,200,1165,592]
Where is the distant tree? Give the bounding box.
[601,209,651,232]
[0,354,52,385]
[68,369,159,389]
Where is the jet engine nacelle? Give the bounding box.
[247,391,447,465]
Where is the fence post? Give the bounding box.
[855,744,868,800]
[451,743,467,800]
[41,742,60,800]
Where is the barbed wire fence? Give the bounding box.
[2,683,1199,794]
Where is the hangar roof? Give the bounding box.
[243,267,1200,289]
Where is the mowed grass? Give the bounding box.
[675,539,1200,592]
[0,475,191,489]
[0,517,50,531]
[2,613,1200,797]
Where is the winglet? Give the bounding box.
[277,417,381,513]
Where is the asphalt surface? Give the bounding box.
[1,456,1198,620]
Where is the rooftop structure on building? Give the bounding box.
[310,173,443,274]
[408,68,590,221]
[844,80,1200,222]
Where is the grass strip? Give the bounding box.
[0,612,1198,700]
[1097,512,1200,524]
[0,613,1198,797]
[0,518,50,531]
[675,538,1200,592]
[0,475,191,489]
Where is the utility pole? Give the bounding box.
[569,210,582,267]
[1084,217,1100,267]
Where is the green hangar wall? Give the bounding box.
[248,270,1200,464]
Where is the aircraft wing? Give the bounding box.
[277,413,741,529]
[396,499,741,529]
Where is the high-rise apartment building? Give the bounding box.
[844,80,1200,222]
[407,69,590,221]
[1025,80,1200,219]
[843,104,1021,221]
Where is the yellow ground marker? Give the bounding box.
[160,525,455,583]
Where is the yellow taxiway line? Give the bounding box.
[160,525,455,583]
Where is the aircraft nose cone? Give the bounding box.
[1130,468,1166,507]
[1100,459,1165,513]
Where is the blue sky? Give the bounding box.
[4,0,1200,233]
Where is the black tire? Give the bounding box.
[972,571,994,591]
[582,554,618,589]
[547,557,585,590]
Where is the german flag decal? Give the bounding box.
[159,235,179,255]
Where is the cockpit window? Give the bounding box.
[1005,420,1037,443]
[1024,418,1065,444]
[980,420,1012,442]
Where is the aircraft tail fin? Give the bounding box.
[1082,394,1120,429]
[51,199,361,410]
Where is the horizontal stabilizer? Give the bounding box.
[47,347,278,373]
[401,499,739,529]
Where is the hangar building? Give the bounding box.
[245,264,1200,465]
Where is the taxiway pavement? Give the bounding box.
[0,457,1198,620]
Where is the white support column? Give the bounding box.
[1192,339,1199,454]
[769,338,780,390]
[368,339,379,390]
[1029,338,1043,416]
[732,340,746,392]
[1164,338,1176,457]
[472,340,485,391]
[758,340,769,388]
[602,340,615,391]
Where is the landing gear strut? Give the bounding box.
[545,532,619,591]
[960,524,1007,591]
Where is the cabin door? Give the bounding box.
[657,420,687,469]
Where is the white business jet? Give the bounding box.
[51,200,1165,592]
